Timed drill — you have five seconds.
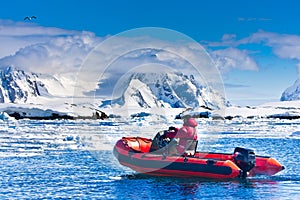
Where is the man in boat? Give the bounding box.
[171,117,198,155]
[150,117,198,156]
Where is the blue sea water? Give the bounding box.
[0,120,300,199]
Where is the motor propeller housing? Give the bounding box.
[233,147,256,177]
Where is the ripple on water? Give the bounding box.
[0,120,299,199]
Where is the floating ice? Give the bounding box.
[0,112,14,121]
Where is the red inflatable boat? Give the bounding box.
[113,137,284,179]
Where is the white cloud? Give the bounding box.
[221,34,237,42]
[0,32,100,74]
[211,47,259,73]
[204,30,300,77]
[203,34,259,75]
[0,24,224,96]
[0,19,81,59]
[0,20,101,74]
[0,19,78,36]
[237,18,272,22]
[249,31,300,46]
[248,31,300,76]
[77,34,221,96]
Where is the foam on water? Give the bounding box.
[0,118,299,157]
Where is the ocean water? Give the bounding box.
[0,119,300,199]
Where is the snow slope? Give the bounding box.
[218,100,300,119]
[0,67,99,118]
[0,66,78,104]
[101,72,229,110]
[281,79,300,101]
[0,67,43,103]
[118,79,170,108]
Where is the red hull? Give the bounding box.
[113,137,284,179]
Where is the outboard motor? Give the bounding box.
[233,147,256,177]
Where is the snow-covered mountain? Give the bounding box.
[0,66,45,103]
[2,66,300,120]
[0,66,77,103]
[101,72,230,109]
[281,79,300,101]
[0,66,229,118]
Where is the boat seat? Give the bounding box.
[184,140,198,156]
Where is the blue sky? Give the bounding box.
[0,0,299,105]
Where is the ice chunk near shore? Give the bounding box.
[291,131,300,137]
[0,111,14,121]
